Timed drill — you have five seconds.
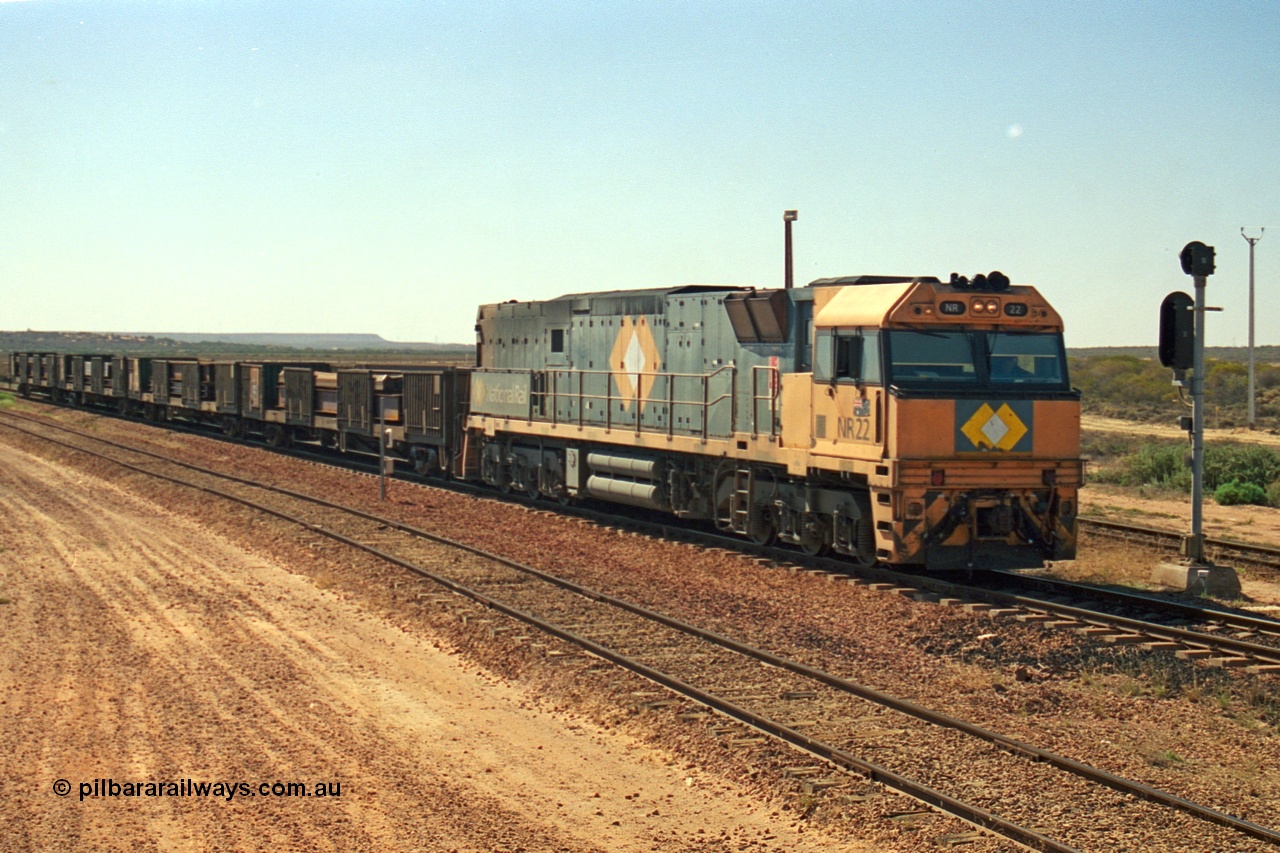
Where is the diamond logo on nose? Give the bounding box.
[962,403,1028,451]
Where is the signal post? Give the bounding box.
[1151,242,1240,596]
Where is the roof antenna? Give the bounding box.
[783,210,798,289]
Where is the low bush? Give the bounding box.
[1214,480,1270,506]
[1094,441,1280,502]
[1202,444,1280,491]
[1123,443,1191,491]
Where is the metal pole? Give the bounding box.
[1187,273,1207,563]
[1241,228,1264,429]
[783,210,797,289]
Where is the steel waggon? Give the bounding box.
[3,270,1081,571]
[3,352,470,480]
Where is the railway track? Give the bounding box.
[9,405,1280,676]
[4,411,1280,851]
[1079,515,1280,571]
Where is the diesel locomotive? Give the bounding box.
[4,271,1081,571]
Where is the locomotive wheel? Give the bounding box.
[798,516,831,557]
[848,514,877,569]
[749,505,777,546]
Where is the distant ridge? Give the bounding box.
[1067,345,1280,361]
[0,330,472,355]
[141,332,465,350]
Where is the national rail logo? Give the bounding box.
[609,316,661,411]
[957,401,1032,452]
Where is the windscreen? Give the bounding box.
[885,330,1067,389]
[884,331,978,384]
[986,332,1065,385]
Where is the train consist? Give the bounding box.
[3,271,1081,571]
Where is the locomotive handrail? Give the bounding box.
[480,364,738,440]
[748,364,780,439]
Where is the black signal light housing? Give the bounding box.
[1158,291,1194,370]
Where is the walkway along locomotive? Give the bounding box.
[5,272,1081,571]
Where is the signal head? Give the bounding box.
[1179,241,1215,277]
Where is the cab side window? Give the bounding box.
[835,331,881,384]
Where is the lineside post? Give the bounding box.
[1151,242,1240,596]
[1187,262,1207,563]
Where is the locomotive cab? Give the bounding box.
[781,274,1080,569]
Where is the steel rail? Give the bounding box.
[1079,515,1280,568]
[4,413,1280,847]
[979,589,1280,666]
[986,569,1280,637]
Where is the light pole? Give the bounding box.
[1241,227,1264,429]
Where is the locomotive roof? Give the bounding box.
[552,284,749,301]
[807,275,942,287]
[813,278,1062,330]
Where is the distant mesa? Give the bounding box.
[143,332,465,350]
[0,330,471,353]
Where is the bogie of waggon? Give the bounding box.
[470,273,1081,570]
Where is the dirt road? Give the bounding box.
[1082,414,1280,447]
[0,443,858,852]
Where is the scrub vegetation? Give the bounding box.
[1074,350,1280,506]
[1086,433,1280,507]
[1069,352,1280,429]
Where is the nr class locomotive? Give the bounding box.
[4,270,1081,571]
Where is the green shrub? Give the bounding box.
[1202,445,1280,491]
[1100,441,1280,497]
[1124,443,1191,490]
[1214,480,1269,506]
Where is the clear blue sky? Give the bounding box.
[2,1,1277,347]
